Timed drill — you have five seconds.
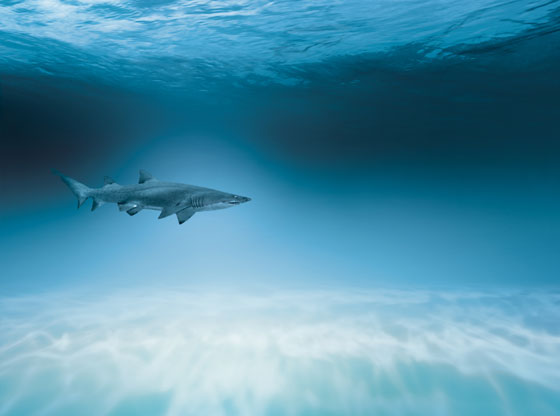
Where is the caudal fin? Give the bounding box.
[53,169,92,208]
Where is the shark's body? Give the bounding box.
[55,170,250,224]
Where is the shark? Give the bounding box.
[54,169,251,224]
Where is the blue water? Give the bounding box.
[0,0,558,86]
[1,0,560,415]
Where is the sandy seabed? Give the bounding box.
[1,288,559,416]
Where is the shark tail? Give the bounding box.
[53,169,92,209]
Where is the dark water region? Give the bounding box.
[3,27,560,176]
[2,1,560,182]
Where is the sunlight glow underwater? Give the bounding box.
[1,288,559,416]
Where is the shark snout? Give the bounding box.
[230,195,251,204]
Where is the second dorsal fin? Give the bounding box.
[139,169,156,184]
[104,176,116,185]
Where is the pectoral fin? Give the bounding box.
[176,208,195,224]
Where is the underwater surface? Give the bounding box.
[1,0,560,415]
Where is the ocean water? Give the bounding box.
[2,288,560,416]
[1,0,560,415]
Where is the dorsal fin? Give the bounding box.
[104,176,116,185]
[139,169,156,184]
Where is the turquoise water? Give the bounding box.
[1,0,560,414]
[1,0,558,86]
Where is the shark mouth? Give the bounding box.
[228,197,250,205]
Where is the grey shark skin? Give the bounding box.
[54,169,251,224]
